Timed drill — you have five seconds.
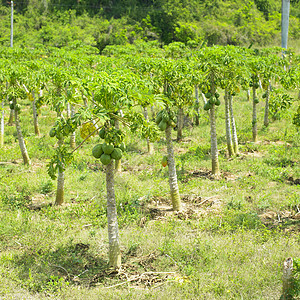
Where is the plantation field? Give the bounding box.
[0,86,299,299]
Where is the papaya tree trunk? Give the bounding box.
[150,106,155,120]
[106,160,121,267]
[247,89,251,102]
[282,257,293,300]
[263,85,270,127]
[66,102,71,119]
[281,0,290,50]
[224,90,234,157]
[229,94,239,154]
[194,85,200,126]
[32,91,40,136]
[13,99,31,165]
[165,125,181,211]
[252,86,258,142]
[8,108,14,125]
[210,104,220,175]
[55,138,65,205]
[70,104,76,149]
[143,107,154,154]
[0,100,4,147]
[177,107,184,141]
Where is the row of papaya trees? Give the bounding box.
[0,43,299,267]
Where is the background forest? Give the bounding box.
[0,0,300,51]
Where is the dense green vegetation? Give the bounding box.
[0,0,300,50]
[0,42,299,298]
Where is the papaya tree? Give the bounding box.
[196,46,227,175]
[0,65,7,148]
[247,53,264,142]
[258,48,284,127]
[220,46,250,156]
[47,65,76,206]
[151,58,194,210]
[48,66,158,267]
[6,64,31,165]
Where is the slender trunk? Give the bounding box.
[150,106,155,120]
[143,107,154,154]
[210,104,219,175]
[194,85,200,126]
[165,125,181,211]
[70,105,76,149]
[66,102,71,119]
[8,108,14,125]
[106,161,121,267]
[55,168,64,205]
[224,90,234,157]
[0,101,4,147]
[55,138,65,205]
[177,107,184,141]
[263,85,270,127]
[13,99,31,165]
[247,89,251,102]
[282,257,293,300]
[32,91,40,136]
[229,94,239,154]
[281,0,290,49]
[201,92,207,104]
[252,86,258,142]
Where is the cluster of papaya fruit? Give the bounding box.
[93,124,126,165]
[49,119,76,140]
[92,142,125,165]
[249,76,260,89]
[203,92,221,111]
[9,102,21,113]
[98,125,124,146]
[155,109,176,131]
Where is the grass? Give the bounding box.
[0,91,299,299]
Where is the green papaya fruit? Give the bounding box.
[102,142,114,155]
[99,128,106,139]
[254,97,259,104]
[92,144,104,158]
[215,99,221,106]
[162,111,170,122]
[155,111,163,124]
[111,148,122,160]
[204,102,211,111]
[205,92,212,98]
[214,92,220,99]
[158,120,167,131]
[208,97,215,105]
[100,154,112,165]
[9,103,14,110]
[56,132,63,140]
[49,128,56,138]
[15,104,21,112]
